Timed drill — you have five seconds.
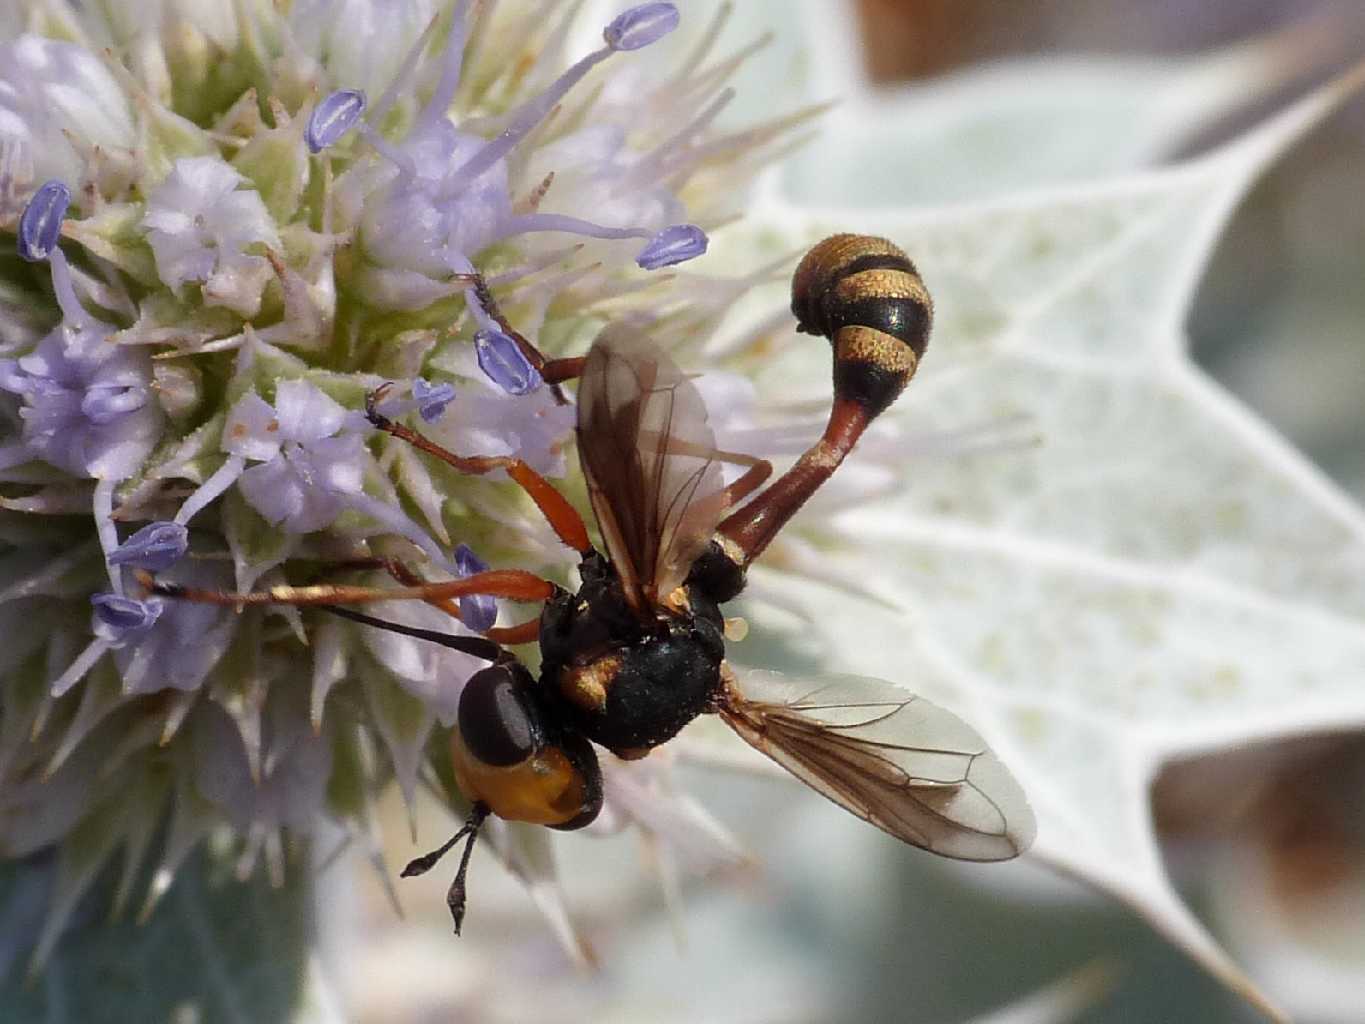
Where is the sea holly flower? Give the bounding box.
[604,3,681,51]
[636,223,709,269]
[452,542,496,632]
[412,377,456,423]
[422,342,577,480]
[0,0,816,988]
[473,327,543,395]
[0,239,162,482]
[15,178,68,261]
[106,521,190,572]
[90,592,164,647]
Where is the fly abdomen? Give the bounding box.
[791,233,932,419]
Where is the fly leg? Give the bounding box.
[400,801,491,935]
[320,556,541,646]
[367,386,592,556]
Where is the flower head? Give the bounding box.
[0,35,135,187]
[0,0,817,974]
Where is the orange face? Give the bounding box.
[448,729,593,828]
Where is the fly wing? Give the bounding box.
[720,668,1035,861]
[575,325,728,615]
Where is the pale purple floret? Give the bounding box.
[16,179,69,261]
[91,592,163,646]
[423,347,576,480]
[636,224,708,269]
[474,328,542,396]
[412,377,456,422]
[604,3,680,52]
[453,543,496,632]
[0,329,163,479]
[141,156,279,316]
[345,1,698,312]
[306,88,367,153]
[355,121,513,280]
[106,521,189,571]
[115,561,239,696]
[175,381,443,565]
[227,383,367,535]
[0,187,163,480]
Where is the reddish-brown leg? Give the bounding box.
[367,390,592,555]
[716,396,871,568]
[540,355,586,384]
[635,433,774,514]
[715,456,772,511]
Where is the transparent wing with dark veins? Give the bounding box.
[720,668,1036,861]
[575,325,728,616]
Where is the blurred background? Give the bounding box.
[851,0,1365,497]
[337,2,1365,1022]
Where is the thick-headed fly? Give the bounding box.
[143,234,1036,933]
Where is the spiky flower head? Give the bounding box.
[0,0,810,962]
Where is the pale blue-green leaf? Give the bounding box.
[705,61,1365,1024]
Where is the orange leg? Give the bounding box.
[483,619,542,646]
[298,551,544,646]
[716,396,871,568]
[375,557,541,644]
[636,432,774,515]
[367,387,592,555]
[327,556,482,630]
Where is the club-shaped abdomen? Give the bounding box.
[790,234,932,419]
[450,663,602,830]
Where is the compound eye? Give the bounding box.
[458,664,544,767]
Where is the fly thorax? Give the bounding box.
[553,616,724,756]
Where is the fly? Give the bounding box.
[141,234,1035,933]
